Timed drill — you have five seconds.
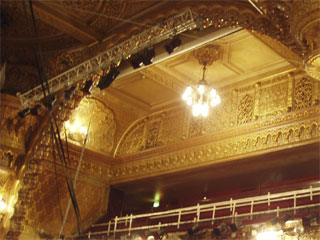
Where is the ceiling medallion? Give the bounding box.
[182,45,221,117]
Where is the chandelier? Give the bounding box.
[182,45,221,117]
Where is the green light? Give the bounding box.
[153,201,159,208]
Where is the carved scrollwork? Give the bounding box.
[237,94,254,125]
[111,116,320,182]
[294,77,313,110]
[116,71,319,156]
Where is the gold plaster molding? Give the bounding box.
[140,67,184,94]
[115,70,319,157]
[110,114,320,184]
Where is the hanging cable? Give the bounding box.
[59,122,91,237]
[50,122,65,236]
[22,0,83,237]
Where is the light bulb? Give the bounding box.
[210,95,221,106]
[0,200,6,211]
[256,229,283,240]
[186,98,192,105]
[74,120,81,128]
[198,85,205,94]
[79,126,87,135]
[192,103,201,116]
[216,95,221,104]
[202,104,209,117]
[153,201,159,208]
[210,88,216,97]
[182,86,192,100]
[70,125,76,133]
[65,121,71,129]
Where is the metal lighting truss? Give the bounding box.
[88,186,320,237]
[17,9,198,109]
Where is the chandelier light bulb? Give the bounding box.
[182,86,192,100]
[202,103,209,117]
[183,84,220,117]
[210,95,220,107]
[198,85,205,94]
[192,103,201,116]
[210,88,216,97]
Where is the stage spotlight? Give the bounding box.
[142,48,155,66]
[165,36,181,54]
[130,54,144,69]
[30,104,42,116]
[18,108,30,118]
[64,86,76,100]
[98,66,120,90]
[82,79,93,94]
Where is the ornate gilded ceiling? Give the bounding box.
[0,0,319,239]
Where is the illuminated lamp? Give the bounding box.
[256,229,283,240]
[147,233,159,240]
[153,200,160,208]
[98,66,120,90]
[182,46,221,117]
[0,195,6,212]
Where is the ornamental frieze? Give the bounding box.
[110,113,320,183]
[115,70,320,156]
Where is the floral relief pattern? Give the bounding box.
[294,77,313,110]
[237,94,254,125]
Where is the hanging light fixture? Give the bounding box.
[182,45,221,117]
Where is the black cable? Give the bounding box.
[50,123,65,235]
[50,119,82,237]
[53,116,69,168]
[65,128,71,166]
[22,0,82,236]
[27,0,51,97]
[21,0,49,104]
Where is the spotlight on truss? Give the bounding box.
[165,36,181,54]
[98,66,120,90]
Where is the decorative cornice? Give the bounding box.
[110,114,320,184]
